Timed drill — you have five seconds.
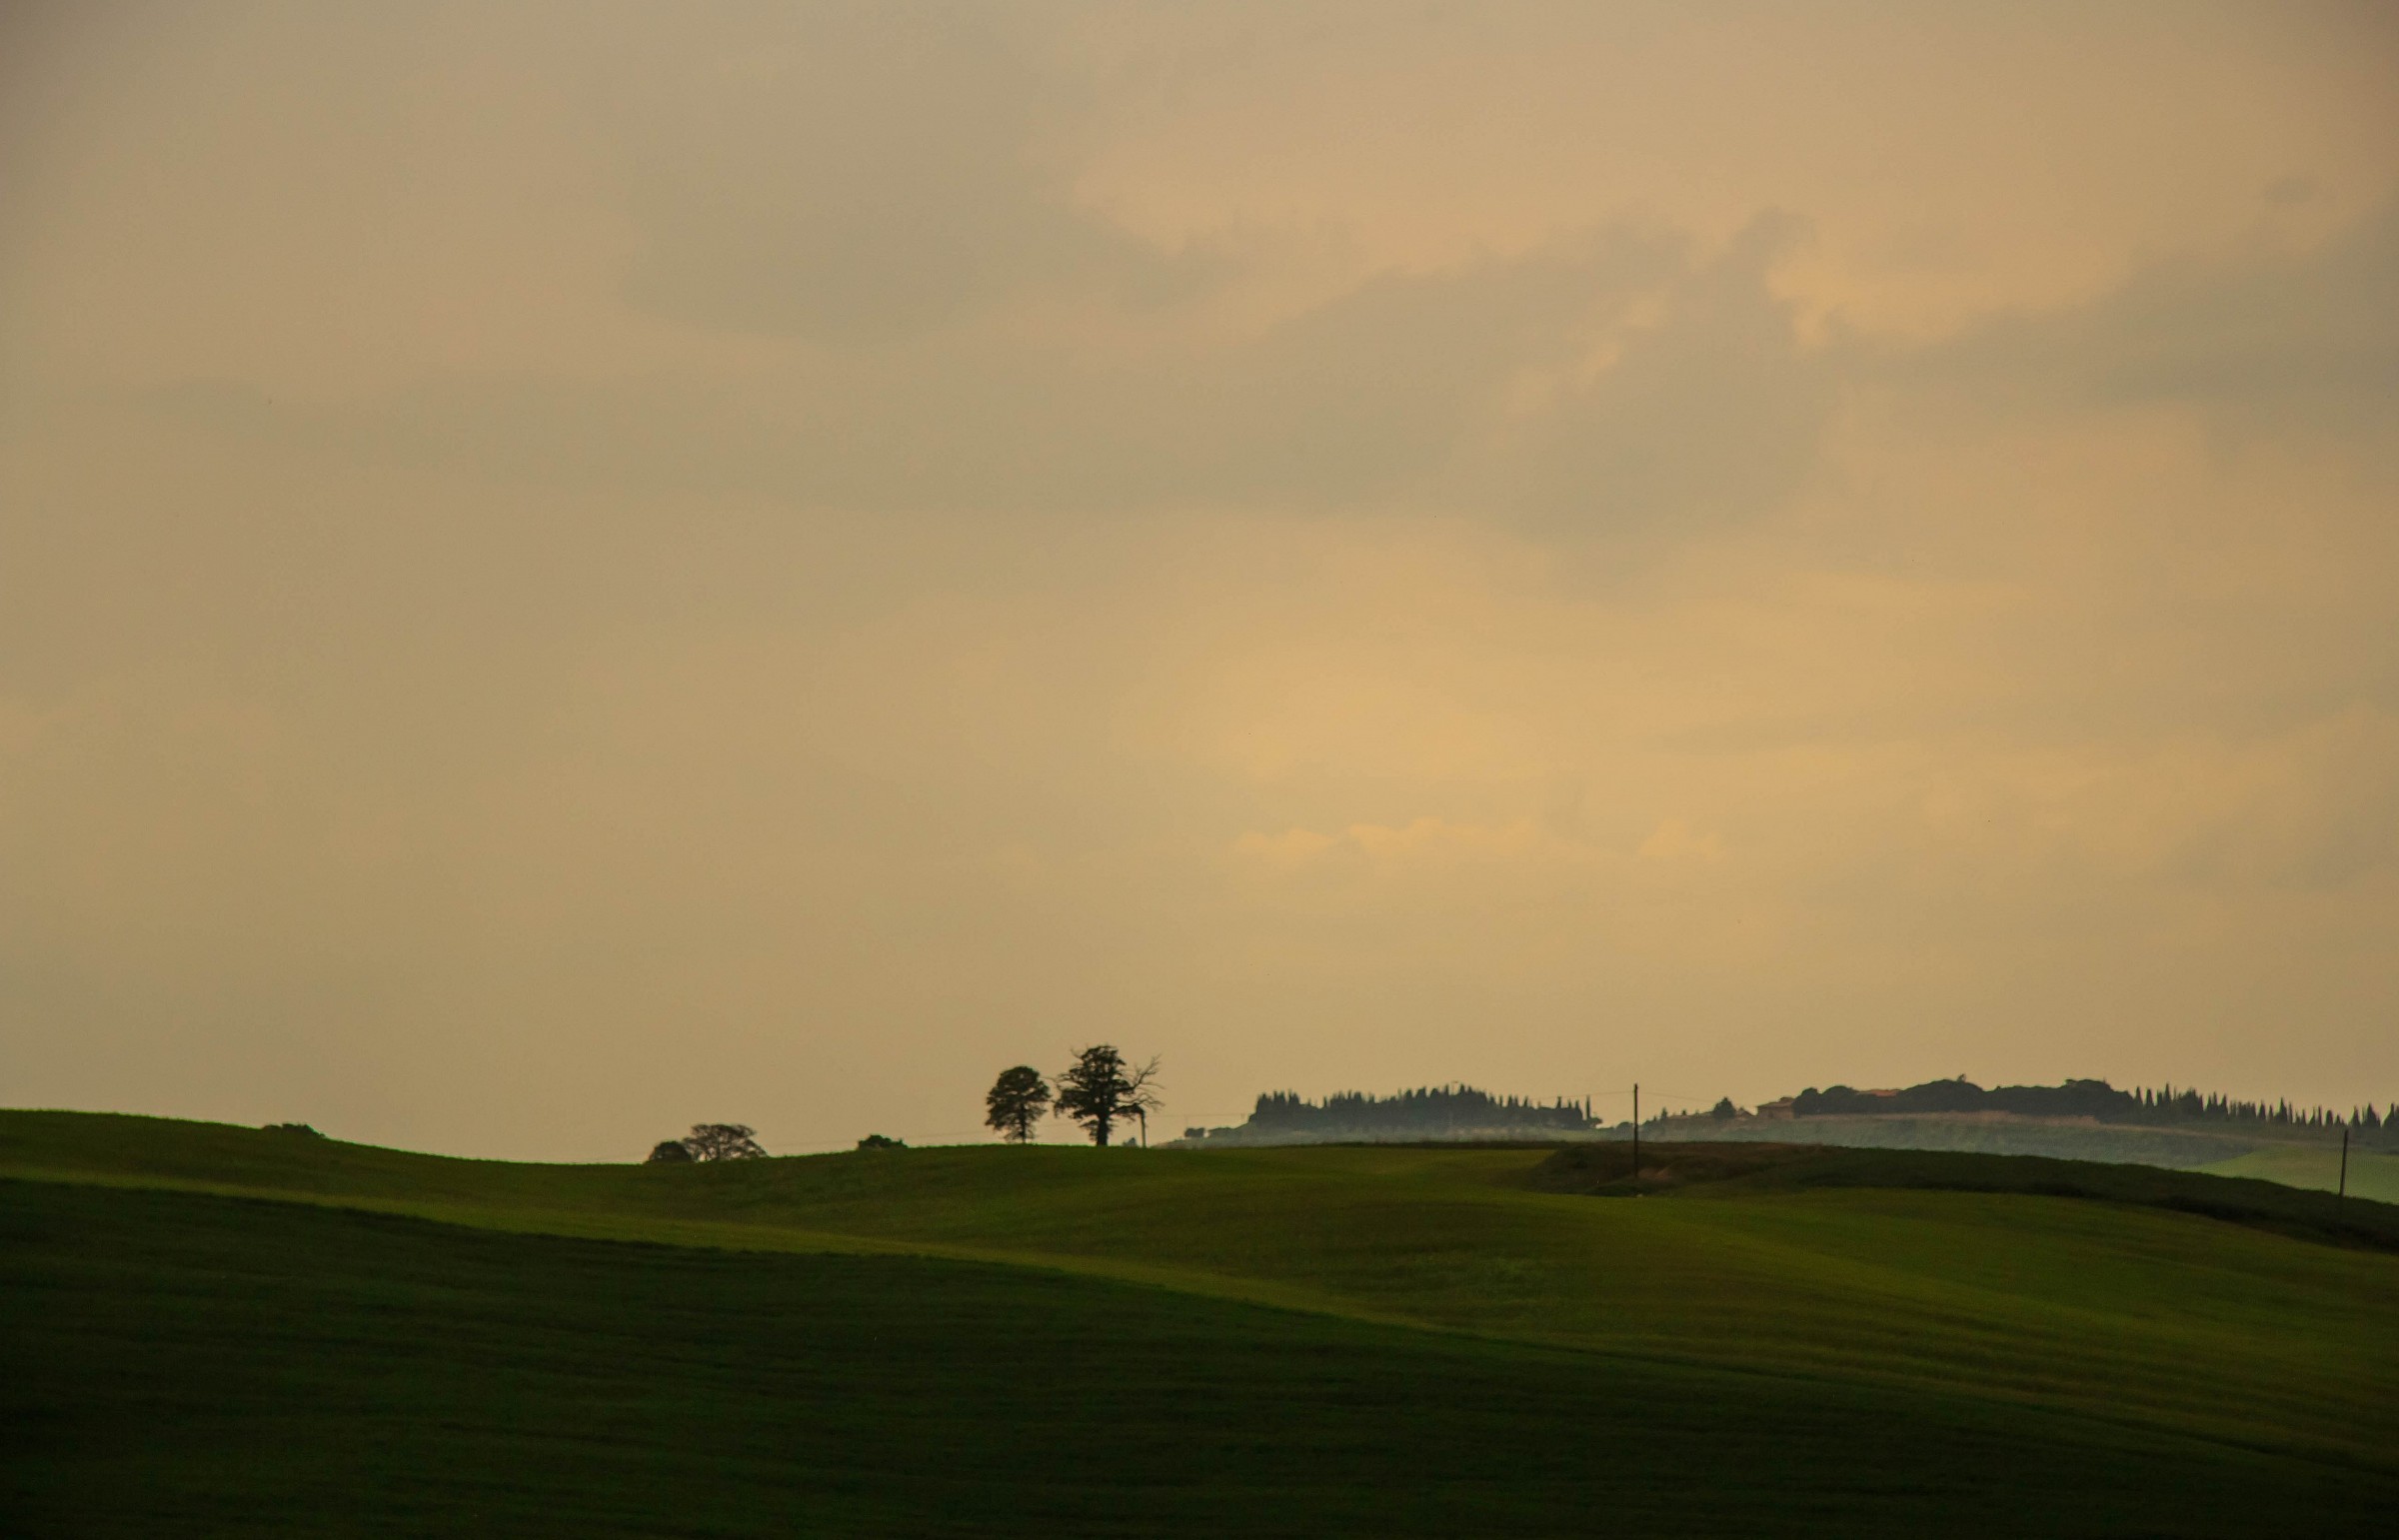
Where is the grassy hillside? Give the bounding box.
[21,1180,2389,1537]
[1529,1140,2399,1248]
[2206,1142,2399,1203]
[5,1110,2396,1534]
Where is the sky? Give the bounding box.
[2,1,2395,1159]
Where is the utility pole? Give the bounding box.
[1631,1083,1640,1184]
[2339,1125,2349,1200]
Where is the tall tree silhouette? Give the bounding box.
[984,1065,1053,1143]
[1054,1045,1161,1147]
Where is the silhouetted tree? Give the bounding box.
[856,1133,906,1149]
[1710,1097,1738,1121]
[985,1065,1054,1143]
[1054,1045,1161,1147]
[682,1122,767,1161]
[1124,1055,1162,1147]
[646,1139,695,1163]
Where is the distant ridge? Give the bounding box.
[1761,1077,2397,1141]
[1638,1077,2399,1181]
[1174,1076,2399,1177]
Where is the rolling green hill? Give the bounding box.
[2205,1141,2399,1203]
[5,1109,2396,1535]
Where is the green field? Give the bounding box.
[2205,1142,2399,1204]
[5,1110,2395,1535]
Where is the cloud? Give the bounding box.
[594,3,1220,344]
[112,215,1833,540]
[1915,708,2399,891]
[1232,816,1593,875]
[1635,819,1726,864]
[1231,826,1340,868]
[1899,199,2399,446]
[1485,214,1835,535]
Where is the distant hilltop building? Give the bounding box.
[1790,1078,2130,1120]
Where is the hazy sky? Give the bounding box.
[4,1,2395,1157]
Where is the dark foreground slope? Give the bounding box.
[5,1178,2390,1540]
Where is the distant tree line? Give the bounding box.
[1782,1077,2397,1145]
[632,1072,2396,1162]
[2118,1084,2397,1143]
[1242,1085,1591,1138]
